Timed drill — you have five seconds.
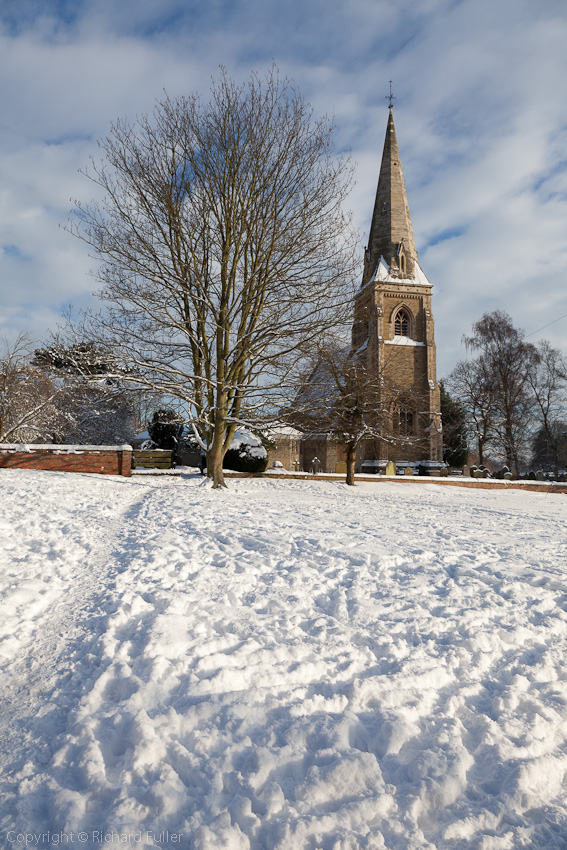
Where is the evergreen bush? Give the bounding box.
[222,428,268,473]
[148,409,182,450]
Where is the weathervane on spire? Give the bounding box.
[386,80,396,109]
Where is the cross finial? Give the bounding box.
[386,79,396,109]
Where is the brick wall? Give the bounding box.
[0,444,132,476]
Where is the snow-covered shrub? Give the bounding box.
[223,427,268,473]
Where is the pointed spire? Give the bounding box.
[364,104,417,283]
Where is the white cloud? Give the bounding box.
[0,0,566,377]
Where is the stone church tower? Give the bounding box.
[352,103,443,470]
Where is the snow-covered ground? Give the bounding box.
[1,470,567,850]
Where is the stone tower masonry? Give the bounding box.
[352,104,443,469]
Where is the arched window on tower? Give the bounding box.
[394,307,411,337]
[399,253,406,275]
[393,400,415,437]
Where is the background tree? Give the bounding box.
[463,311,538,473]
[531,421,567,473]
[67,66,357,487]
[526,340,567,475]
[0,335,138,446]
[448,311,567,475]
[59,385,136,445]
[34,341,122,378]
[447,311,537,473]
[35,339,137,445]
[439,380,468,467]
[446,357,498,467]
[0,335,64,442]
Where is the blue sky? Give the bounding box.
[1,0,566,376]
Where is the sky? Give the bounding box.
[1,0,566,377]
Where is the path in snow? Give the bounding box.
[1,471,567,849]
[0,474,152,777]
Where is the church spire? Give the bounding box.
[364,102,417,283]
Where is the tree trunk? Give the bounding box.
[207,442,227,489]
[505,428,515,474]
[345,444,357,486]
[511,445,519,477]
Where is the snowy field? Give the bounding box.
[1,470,567,850]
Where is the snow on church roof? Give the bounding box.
[412,260,431,286]
[366,256,432,287]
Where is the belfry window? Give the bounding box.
[394,308,411,337]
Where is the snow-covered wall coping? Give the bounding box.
[383,338,425,347]
[0,444,132,452]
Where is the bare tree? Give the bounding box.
[531,420,567,473]
[291,336,425,484]
[446,357,498,467]
[0,335,64,443]
[67,66,357,487]
[59,386,136,445]
[449,312,566,474]
[130,391,163,434]
[527,341,567,475]
[462,311,538,473]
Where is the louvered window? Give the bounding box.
[395,309,410,337]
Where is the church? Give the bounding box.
[270,100,444,475]
[349,99,443,473]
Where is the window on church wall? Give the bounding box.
[394,405,415,436]
[394,307,411,337]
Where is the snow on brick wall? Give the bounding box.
[0,445,132,476]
